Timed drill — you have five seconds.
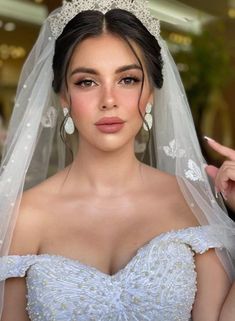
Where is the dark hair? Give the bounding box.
[52,9,164,162]
[53,9,163,93]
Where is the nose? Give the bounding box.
[99,85,118,110]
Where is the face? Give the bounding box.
[61,32,153,152]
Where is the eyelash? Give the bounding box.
[74,76,142,88]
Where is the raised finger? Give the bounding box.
[204,136,235,161]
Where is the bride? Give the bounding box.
[0,1,235,320]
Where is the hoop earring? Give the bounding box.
[63,107,75,135]
[143,102,153,131]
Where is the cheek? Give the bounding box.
[115,87,149,117]
[70,92,95,122]
[124,96,148,119]
[118,92,139,116]
[139,99,147,115]
[139,84,152,114]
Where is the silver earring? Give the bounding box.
[143,103,153,131]
[63,107,75,135]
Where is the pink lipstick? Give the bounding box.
[95,117,125,133]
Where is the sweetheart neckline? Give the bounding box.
[10,225,205,278]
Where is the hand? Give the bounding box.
[204,136,235,211]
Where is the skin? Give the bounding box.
[204,137,235,321]
[205,137,235,211]
[1,33,231,321]
[220,283,235,321]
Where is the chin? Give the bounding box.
[93,138,133,153]
[95,144,126,153]
[81,131,136,152]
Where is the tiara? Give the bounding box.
[48,0,161,40]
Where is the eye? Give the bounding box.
[74,79,97,87]
[120,77,141,85]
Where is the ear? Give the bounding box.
[59,91,69,108]
[148,89,154,106]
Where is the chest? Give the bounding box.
[39,195,182,276]
[27,240,196,321]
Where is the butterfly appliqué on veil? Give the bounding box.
[41,107,57,128]
[163,139,186,159]
[163,139,204,182]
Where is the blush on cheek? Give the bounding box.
[119,86,150,114]
[70,95,89,114]
[118,93,139,111]
[70,87,100,109]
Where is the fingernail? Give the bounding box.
[221,192,228,201]
[215,186,219,198]
[202,163,208,169]
[204,136,214,142]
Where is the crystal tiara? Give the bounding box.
[48,0,161,40]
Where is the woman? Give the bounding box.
[0,1,235,320]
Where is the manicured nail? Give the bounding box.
[221,192,228,201]
[215,186,219,198]
[204,136,214,142]
[202,163,208,169]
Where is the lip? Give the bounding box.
[95,117,125,125]
[95,123,125,134]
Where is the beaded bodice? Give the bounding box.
[0,226,222,321]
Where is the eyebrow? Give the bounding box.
[70,64,142,77]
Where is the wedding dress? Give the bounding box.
[0,226,222,321]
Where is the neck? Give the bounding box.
[65,138,144,197]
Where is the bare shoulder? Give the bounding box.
[143,164,199,229]
[9,168,67,256]
[192,247,231,320]
[9,188,46,256]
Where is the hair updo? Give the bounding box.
[52,8,163,93]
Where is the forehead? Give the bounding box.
[69,33,146,70]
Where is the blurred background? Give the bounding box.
[0,0,234,216]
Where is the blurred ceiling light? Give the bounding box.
[4,22,16,32]
[0,44,10,60]
[149,0,215,34]
[229,0,235,6]
[10,46,26,59]
[228,8,235,18]
[169,32,192,46]
[0,44,26,60]
[0,0,47,26]
[177,63,189,72]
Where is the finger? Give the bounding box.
[214,166,235,193]
[218,163,235,185]
[204,136,235,161]
[205,165,219,182]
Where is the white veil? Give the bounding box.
[0,0,235,316]
[153,39,235,277]
[0,12,66,313]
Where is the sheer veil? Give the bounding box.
[0,0,235,316]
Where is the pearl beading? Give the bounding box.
[48,0,161,40]
[0,226,223,321]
